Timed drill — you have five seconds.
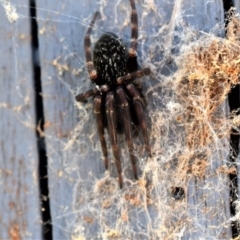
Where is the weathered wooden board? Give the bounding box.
[36,0,235,239]
[147,0,231,238]
[234,0,240,13]
[175,2,231,238]
[0,1,42,239]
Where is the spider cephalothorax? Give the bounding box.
[76,0,151,188]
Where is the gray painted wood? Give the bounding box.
[234,0,240,13]
[0,1,42,239]
[37,0,233,239]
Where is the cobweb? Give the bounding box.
[3,0,240,239]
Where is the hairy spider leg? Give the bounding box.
[75,89,94,103]
[116,87,138,180]
[84,11,100,80]
[75,85,110,103]
[129,0,138,57]
[126,83,151,156]
[94,95,109,169]
[106,92,123,188]
[116,68,151,86]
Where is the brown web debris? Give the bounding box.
[173,13,240,178]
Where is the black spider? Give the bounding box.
[75,0,151,188]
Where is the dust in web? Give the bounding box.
[147,9,240,238]
[1,0,19,22]
[4,1,240,239]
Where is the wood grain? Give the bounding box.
[0,1,42,239]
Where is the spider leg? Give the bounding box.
[126,83,151,156]
[106,92,123,188]
[84,11,100,80]
[75,85,110,103]
[93,95,109,169]
[117,68,151,85]
[75,89,94,103]
[116,87,138,180]
[129,0,138,57]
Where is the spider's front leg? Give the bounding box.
[76,12,100,103]
[84,11,100,80]
[129,0,138,58]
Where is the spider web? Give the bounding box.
[2,0,240,239]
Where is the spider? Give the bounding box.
[75,0,151,188]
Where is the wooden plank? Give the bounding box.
[232,0,240,230]
[36,2,98,239]
[0,1,42,239]
[146,0,231,238]
[173,1,231,238]
[233,0,240,13]
[37,0,231,239]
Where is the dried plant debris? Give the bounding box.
[166,13,240,180]
[142,12,240,237]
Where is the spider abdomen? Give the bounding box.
[93,32,128,86]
